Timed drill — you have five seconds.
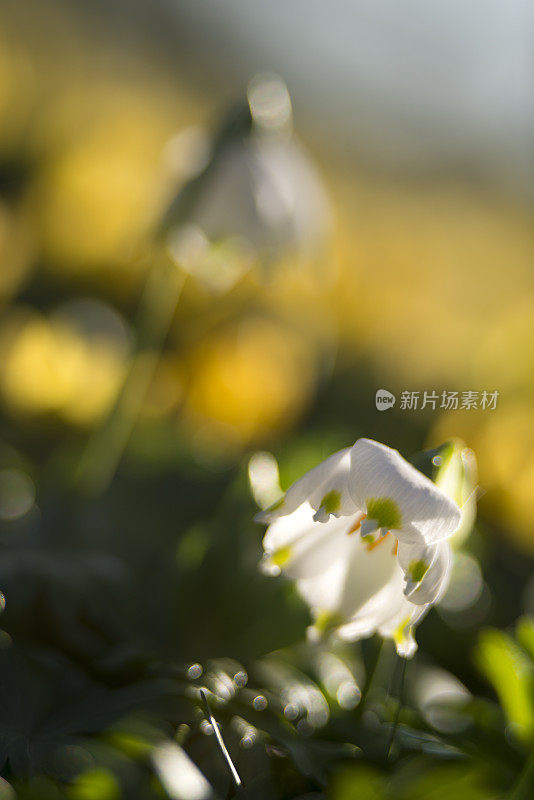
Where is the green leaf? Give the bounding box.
[475,628,534,743]
[68,769,120,800]
[516,617,534,664]
[328,765,385,800]
[395,762,497,800]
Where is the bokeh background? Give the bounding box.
[0,1,533,798]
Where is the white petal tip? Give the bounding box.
[254,495,286,524]
[404,579,418,597]
[312,507,331,523]
[259,557,281,577]
[306,625,321,643]
[396,643,417,659]
[254,510,271,524]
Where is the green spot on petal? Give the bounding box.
[319,490,341,516]
[366,497,402,530]
[407,559,430,583]
[394,615,412,647]
[361,534,375,545]
[314,609,345,635]
[271,546,292,568]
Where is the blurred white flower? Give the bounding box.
[159,75,330,291]
[432,439,478,548]
[256,438,461,657]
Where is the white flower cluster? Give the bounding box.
[256,439,462,658]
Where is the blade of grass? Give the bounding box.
[200,689,242,793]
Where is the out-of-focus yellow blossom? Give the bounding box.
[329,177,534,387]
[473,298,534,396]
[34,90,190,292]
[183,317,316,448]
[0,310,127,427]
[431,405,534,554]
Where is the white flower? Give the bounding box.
[160,75,330,292]
[256,438,461,657]
[432,439,478,548]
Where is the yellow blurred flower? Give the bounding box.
[183,317,316,449]
[330,177,534,387]
[474,298,534,396]
[0,309,127,427]
[34,89,185,291]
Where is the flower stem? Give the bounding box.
[73,256,186,496]
[356,637,384,719]
[386,655,408,761]
[508,748,534,800]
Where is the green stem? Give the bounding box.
[73,257,186,496]
[508,748,534,800]
[356,637,384,719]
[386,655,408,761]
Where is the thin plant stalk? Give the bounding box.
[355,637,384,719]
[200,690,242,793]
[386,654,408,761]
[73,255,186,496]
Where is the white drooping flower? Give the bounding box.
[159,75,330,292]
[256,438,462,657]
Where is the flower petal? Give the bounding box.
[256,447,359,524]
[378,598,429,658]
[336,535,402,619]
[335,569,407,641]
[304,535,404,639]
[397,538,437,597]
[349,438,461,545]
[398,539,452,606]
[263,504,361,579]
[298,558,352,621]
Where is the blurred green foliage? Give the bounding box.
[476,619,534,743]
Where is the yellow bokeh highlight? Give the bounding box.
[184,317,316,447]
[329,178,534,387]
[0,310,127,427]
[35,93,179,284]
